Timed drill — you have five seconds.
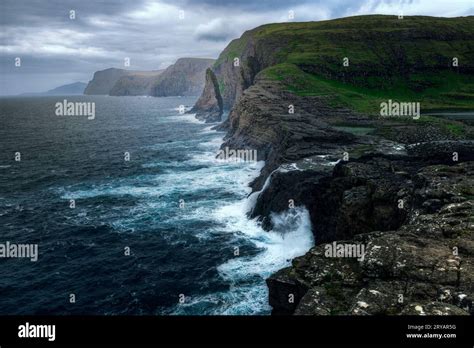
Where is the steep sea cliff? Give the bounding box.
[85,58,215,97]
[191,15,474,315]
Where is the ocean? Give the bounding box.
[0,95,313,315]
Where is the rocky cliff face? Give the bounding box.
[109,71,163,96]
[85,58,214,97]
[191,31,286,121]
[151,58,215,97]
[190,68,223,122]
[84,68,131,95]
[198,15,474,315]
[267,152,474,315]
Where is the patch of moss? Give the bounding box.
[324,282,348,315]
[445,123,466,137]
[217,78,226,95]
[460,184,474,197]
[215,34,250,66]
[351,144,377,158]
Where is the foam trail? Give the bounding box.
[167,113,204,124]
[246,168,279,215]
[167,136,314,314]
[172,201,314,315]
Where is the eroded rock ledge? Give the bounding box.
[267,158,474,315]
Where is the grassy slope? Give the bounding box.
[264,63,474,113]
[225,15,474,115]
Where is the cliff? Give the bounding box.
[190,68,223,122]
[84,68,132,95]
[151,58,215,97]
[109,71,164,96]
[85,58,214,97]
[192,15,474,122]
[193,15,474,315]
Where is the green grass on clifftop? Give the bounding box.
[264,63,474,114]
[220,15,474,114]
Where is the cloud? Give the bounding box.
[195,18,239,41]
[354,0,474,17]
[0,0,473,94]
[0,28,109,58]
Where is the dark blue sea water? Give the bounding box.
[0,95,313,315]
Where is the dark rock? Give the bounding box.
[84,68,131,95]
[109,71,164,96]
[190,68,223,123]
[151,58,214,97]
[267,161,474,315]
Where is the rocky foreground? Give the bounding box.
[266,150,474,315]
[191,15,474,315]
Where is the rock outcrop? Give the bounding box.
[190,69,223,122]
[191,31,281,121]
[151,58,215,97]
[109,71,163,96]
[234,75,474,316]
[267,155,474,315]
[85,58,214,97]
[84,68,132,95]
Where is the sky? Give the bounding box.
[0,0,473,95]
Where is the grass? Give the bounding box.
[333,126,375,136]
[412,115,469,136]
[264,63,474,114]
[445,123,466,136]
[215,35,250,66]
[214,15,474,115]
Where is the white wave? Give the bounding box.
[171,106,193,112]
[60,185,165,200]
[168,151,315,314]
[200,125,217,134]
[246,168,279,213]
[172,204,314,315]
[57,120,314,315]
[217,206,313,278]
[167,113,204,124]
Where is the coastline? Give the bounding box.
[190,17,474,313]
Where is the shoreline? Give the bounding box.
[194,74,474,315]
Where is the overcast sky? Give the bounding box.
[1,0,473,95]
